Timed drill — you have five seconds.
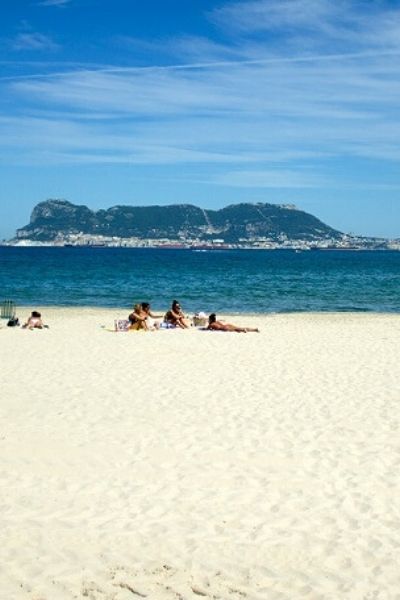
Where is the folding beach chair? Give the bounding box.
[1,300,16,320]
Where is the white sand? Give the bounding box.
[1,308,399,600]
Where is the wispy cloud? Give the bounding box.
[114,34,244,64]
[37,0,71,6]
[0,112,333,167]
[11,32,59,51]
[213,169,327,188]
[210,0,339,34]
[209,0,400,50]
[2,58,398,175]
[207,0,400,94]
[9,49,399,121]
[1,0,400,192]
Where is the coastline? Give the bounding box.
[4,305,400,317]
[1,311,400,598]
[2,242,400,251]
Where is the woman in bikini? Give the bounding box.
[128,304,148,331]
[164,300,190,329]
[141,302,163,330]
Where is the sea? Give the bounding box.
[0,246,399,314]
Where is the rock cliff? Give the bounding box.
[16,199,341,242]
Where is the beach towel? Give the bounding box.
[146,316,161,330]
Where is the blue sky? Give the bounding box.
[0,0,399,239]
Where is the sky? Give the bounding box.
[0,0,400,240]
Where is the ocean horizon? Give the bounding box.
[0,246,399,314]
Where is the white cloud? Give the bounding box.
[1,55,397,171]
[210,0,400,54]
[213,169,327,188]
[114,34,244,64]
[9,49,399,122]
[210,0,338,34]
[1,0,400,190]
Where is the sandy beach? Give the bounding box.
[1,309,399,599]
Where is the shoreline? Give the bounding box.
[3,305,400,316]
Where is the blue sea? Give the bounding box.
[0,247,399,313]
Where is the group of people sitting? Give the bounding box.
[13,303,259,333]
[128,299,191,331]
[128,299,259,333]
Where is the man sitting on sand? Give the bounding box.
[22,311,47,329]
[207,313,259,333]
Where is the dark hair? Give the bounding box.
[141,302,150,311]
[209,313,216,323]
[172,300,180,309]
[31,311,41,318]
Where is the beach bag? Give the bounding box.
[7,317,20,327]
[114,319,130,332]
[193,312,207,327]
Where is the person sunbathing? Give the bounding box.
[141,302,162,330]
[164,300,190,329]
[207,313,259,333]
[128,304,148,331]
[22,311,47,329]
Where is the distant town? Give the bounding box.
[3,232,400,251]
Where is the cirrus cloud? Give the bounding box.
[12,31,59,51]
[37,0,71,7]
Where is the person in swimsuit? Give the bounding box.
[207,313,259,333]
[141,302,163,330]
[22,311,46,329]
[128,304,148,331]
[164,300,190,329]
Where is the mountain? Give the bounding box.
[15,199,342,242]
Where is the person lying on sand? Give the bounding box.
[22,311,48,329]
[164,300,190,329]
[207,313,259,333]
